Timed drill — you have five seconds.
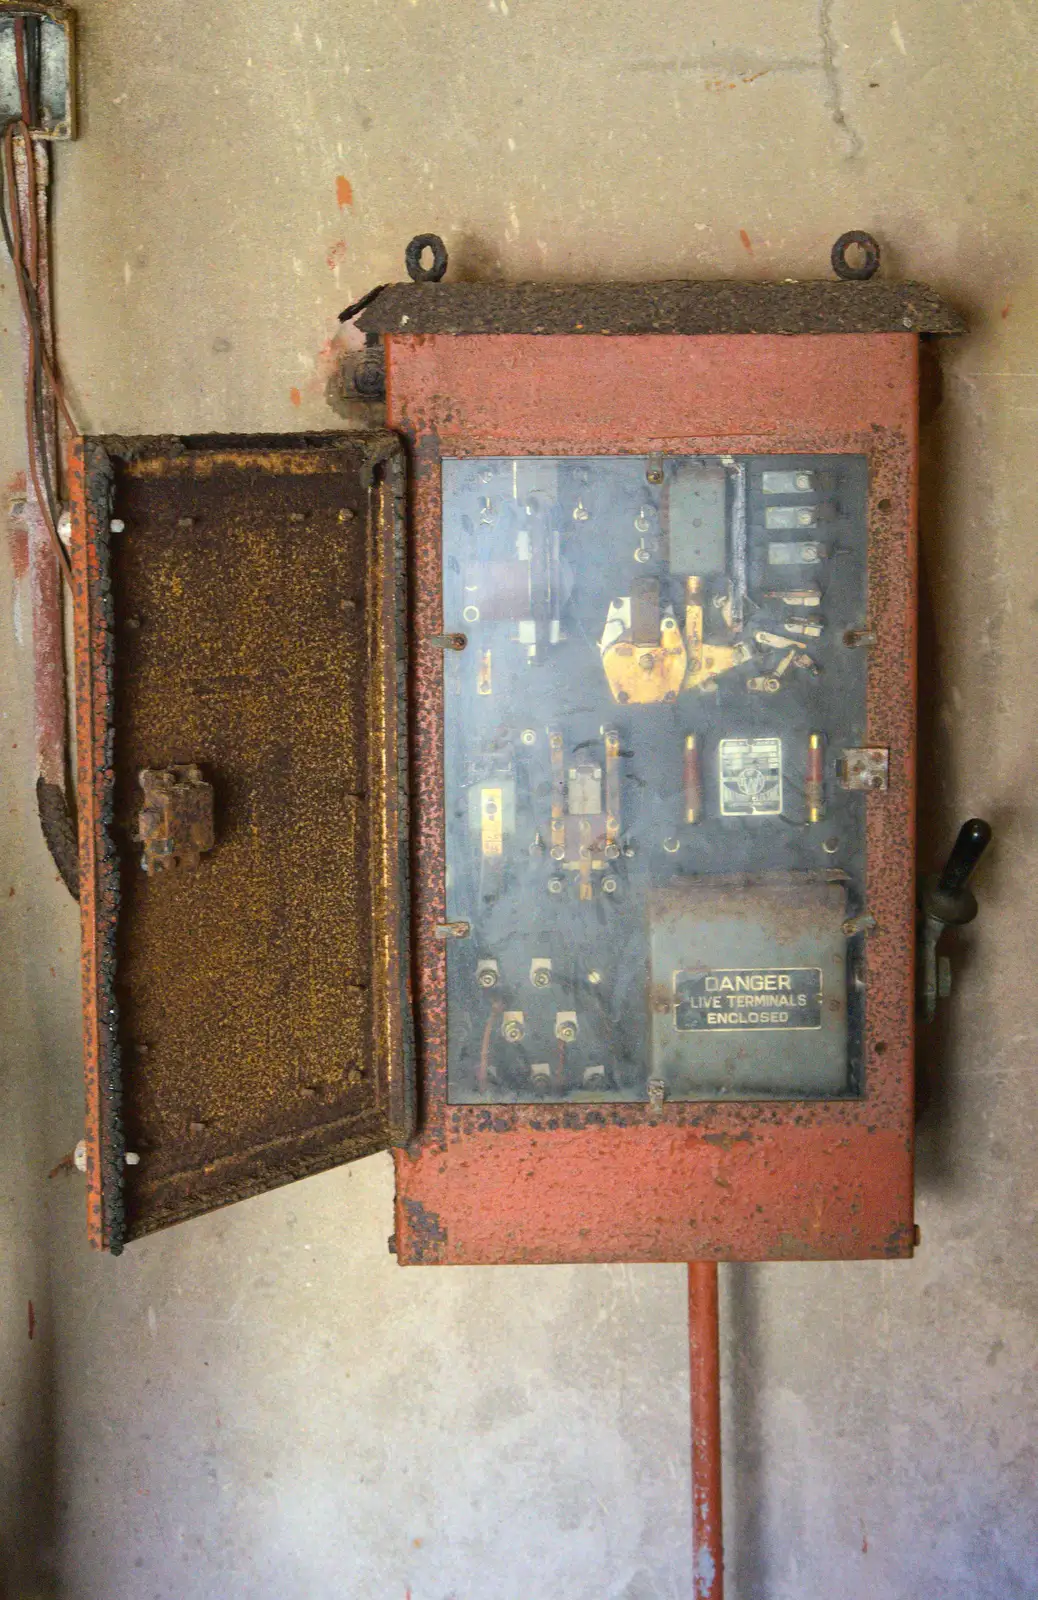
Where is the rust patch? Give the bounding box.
[399,1198,448,1263]
[739,229,753,254]
[335,175,353,209]
[702,1130,754,1151]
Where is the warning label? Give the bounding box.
[719,736,783,816]
[674,967,822,1031]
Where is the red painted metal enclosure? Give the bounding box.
[387,329,919,1266]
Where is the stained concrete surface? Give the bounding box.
[1,2,1036,1595]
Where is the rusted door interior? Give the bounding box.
[72,433,411,1252]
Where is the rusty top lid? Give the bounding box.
[355,278,964,338]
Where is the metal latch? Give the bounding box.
[137,765,215,874]
[0,5,77,139]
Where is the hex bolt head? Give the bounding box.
[556,1023,577,1043]
[602,877,618,894]
[548,877,565,895]
[502,1019,525,1043]
[550,845,566,861]
[639,653,656,671]
[521,729,537,745]
[477,969,498,989]
[532,969,551,988]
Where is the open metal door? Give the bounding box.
[70,433,412,1252]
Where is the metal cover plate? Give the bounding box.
[72,433,411,1251]
[649,874,850,1098]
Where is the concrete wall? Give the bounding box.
[2,3,1035,1595]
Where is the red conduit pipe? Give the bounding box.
[689,1261,723,1599]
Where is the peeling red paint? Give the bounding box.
[335,175,353,209]
[1001,302,1011,319]
[289,387,302,407]
[739,229,753,254]
[9,523,28,579]
[6,471,28,578]
[327,240,348,269]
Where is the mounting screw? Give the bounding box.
[602,876,618,894]
[548,877,564,895]
[477,967,498,989]
[521,729,537,745]
[502,1018,525,1043]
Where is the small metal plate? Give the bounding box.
[649,874,850,1098]
[72,433,411,1250]
[840,747,890,791]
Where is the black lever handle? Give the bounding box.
[937,818,993,898]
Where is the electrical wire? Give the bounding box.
[0,19,76,582]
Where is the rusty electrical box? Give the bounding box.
[73,240,975,1261]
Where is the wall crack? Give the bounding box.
[819,0,864,157]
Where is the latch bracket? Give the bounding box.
[137,765,215,874]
